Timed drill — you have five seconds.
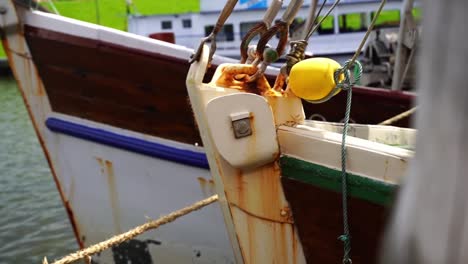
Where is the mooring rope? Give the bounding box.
[334,60,362,264]
[378,106,417,126]
[42,195,219,264]
[333,1,387,262]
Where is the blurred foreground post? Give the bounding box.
[381,0,468,263]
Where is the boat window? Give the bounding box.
[371,9,400,28]
[271,18,304,39]
[161,21,172,30]
[205,24,235,42]
[182,19,192,29]
[338,13,367,33]
[240,21,262,39]
[316,16,334,35]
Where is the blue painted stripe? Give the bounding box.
[46,118,209,169]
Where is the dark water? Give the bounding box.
[0,77,77,263]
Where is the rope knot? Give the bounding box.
[338,234,352,264]
[334,60,363,91]
[338,234,351,243]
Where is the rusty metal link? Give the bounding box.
[256,21,289,63]
[247,21,289,82]
[240,0,283,63]
[240,23,268,63]
[246,0,304,82]
[245,45,259,64]
[244,22,289,82]
[246,47,279,82]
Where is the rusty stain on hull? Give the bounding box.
[229,202,293,224]
[200,68,306,262]
[2,34,85,249]
[197,177,216,197]
[96,157,122,234]
[231,205,302,263]
[226,163,292,223]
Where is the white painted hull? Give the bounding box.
[50,115,234,263]
[1,1,417,262]
[1,3,235,263]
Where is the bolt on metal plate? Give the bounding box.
[230,112,252,139]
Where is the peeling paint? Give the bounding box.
[96,157,122,234]
[2,23,85,249]
[197,177,216,197]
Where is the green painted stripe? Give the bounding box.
[280,156,397,206]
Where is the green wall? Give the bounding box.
[0,0,200,58]
[48,0,200,31]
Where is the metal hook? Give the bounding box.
[247,0,304,82]
[190,0,238,65]
[240,0,283,63]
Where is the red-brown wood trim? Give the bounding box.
[281,177,391,264]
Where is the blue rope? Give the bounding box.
[333,60,362,264]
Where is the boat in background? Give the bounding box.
[129,0,421,90]
[1,0,414,262]
[128,0,420,59]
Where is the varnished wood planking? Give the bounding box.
[25,25,208,144]
[281,177,390,264]
[303,88,414,127]
[24,25,414,146]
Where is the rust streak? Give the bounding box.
[105,159,122,234]
[277,223,288,264]
[291,226,298,264]
[2,36,85,249]
[246,213,254,263]
[197,177,216,197]
[229,203,294,224]
[214,65,280,96]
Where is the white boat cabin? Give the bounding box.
[128,0,421,58]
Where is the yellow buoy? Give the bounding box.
[288,57,343,101]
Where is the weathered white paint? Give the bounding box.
[206,92,279,169]
[187,44,307,263]
[279,125,413,184]
[1,1,419,262]
[2,2,236,263]
[187,43,413,263]
[51,115,234,263]
[300,120,417,149]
